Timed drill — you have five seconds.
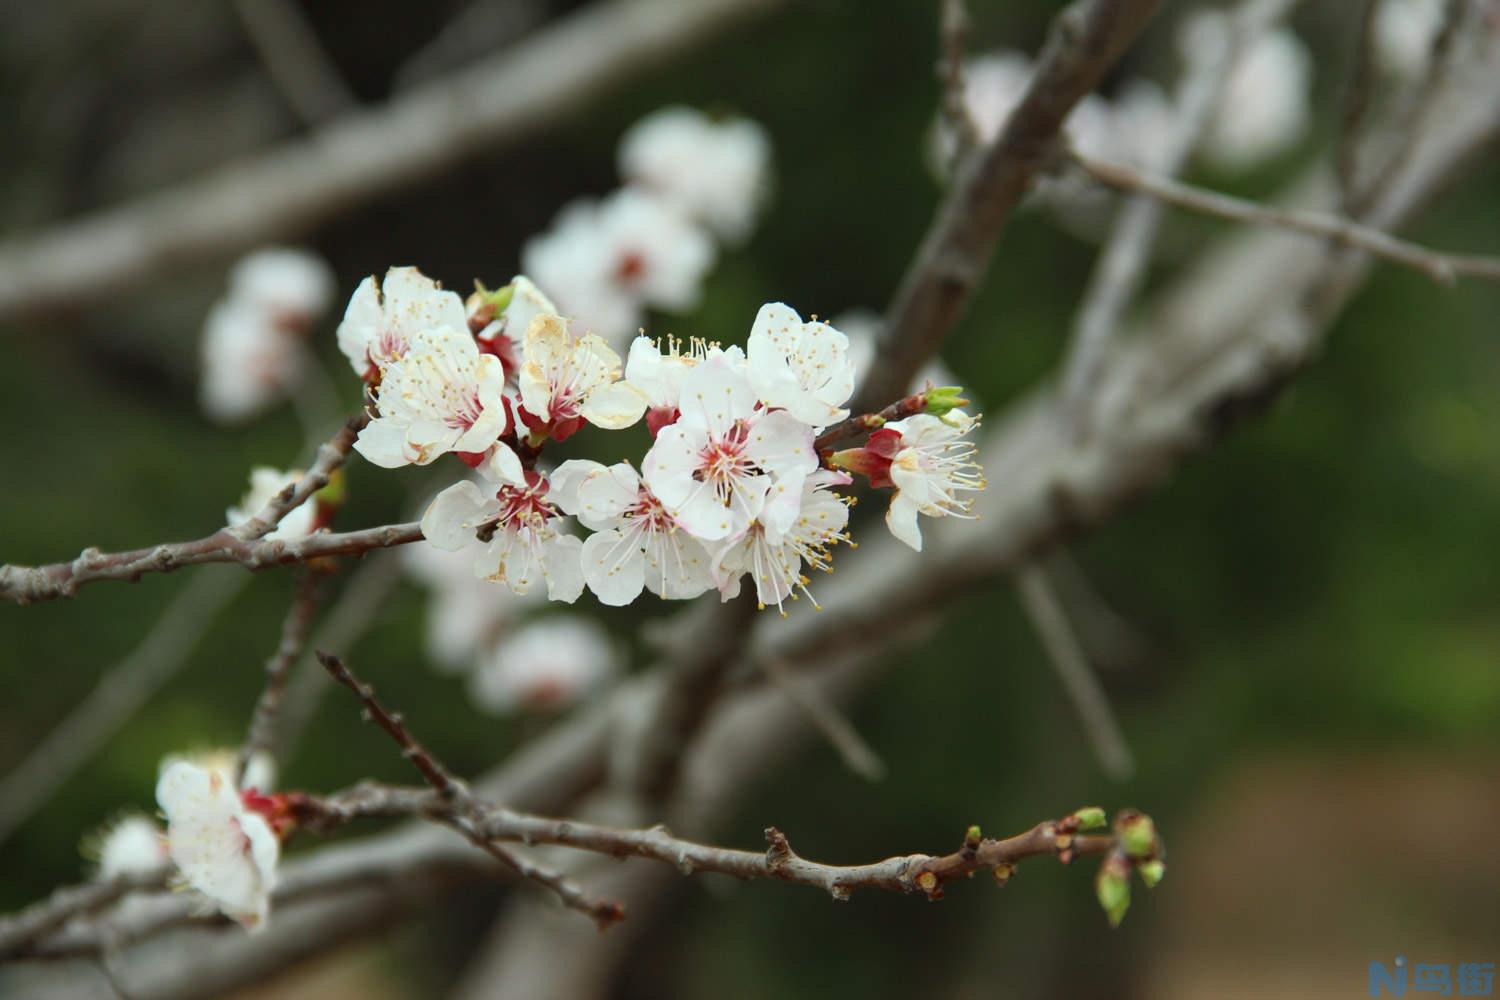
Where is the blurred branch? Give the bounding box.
[0,0,785,323]
[1060,0,1298,426]
[233,0,357,126]
[235,571,323,786]
[759,653,887,782]
[393,0,548,89]
[0,568,247,847]
[1016,567,1134,781]
[0,872,165,961]
[1335,0,1381,206]
[1072,152,1500,285]
[856,0,1163,410]
[939,0,980,161]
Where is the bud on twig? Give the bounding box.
[922,385,970,418]
[1070,806,1107,831]
[1114,810,1158,860]
[1137,858,1166,888]
[1095,851,1131,928]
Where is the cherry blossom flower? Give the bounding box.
[94,814,167,879]
[876,412,987,552]
[551,459,713,605]
[1192,22,1311,172]
[516,313,647,442]
[354,325,509,468]
[467,616,620,714]
[336,266,467,380]
[402,540,533,671]
[521,189,716,349]
[155,760,280,931]
[228,248,335,329]
[642,347,818,541]
[421,454,585,602]
[617,106,772,243]
[746,302,857,429]
[225,467,318,541]
[712,470,852,613]
[1375,0,1445,78]
[622,334,711,435]
[199,299,305,424]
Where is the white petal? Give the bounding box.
[354,418,417,469]
[886,494,924,552]
[581,529,645,606]
[549,459,608,517]
[541,534,586,603]
[744,409,818,480]
[580,380,648,430]
[575,462,639,529]
[421,482,495,551]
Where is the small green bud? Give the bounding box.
[1137,859,1166,888]
[1096,857,1131,928]
[1071,807,1107,831]
[922,385,969,418]
[1116,812,1158,860]
[964,824,982,847]
[475,280,515,314]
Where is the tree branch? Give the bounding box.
[236,571,323,786]
[0,0,786,322]
[1072,152,1500,285]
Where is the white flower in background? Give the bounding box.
[1106,80,1175,171]
[746,302,857,429]
[623,334,710,434]
[468,616,619,714]
[1196,24,1311,172]
[618,106,772,243]
[155,761,279,931]
[551,459,713,605]
[522,189,716,349]
[936,50,1033,165]
[517,313,647,440]
[712,470,851,613]
[421,455,585,602]
[1375,0,1446,78]
[228,248,335,329]
[642,347,818,541]
[200,300,305,424]
[879,412,986,552]
[403,541,538,672]
[354,326,508,468]
[226,466,317,541]
[95,815,167,879]
[336,266,467,379]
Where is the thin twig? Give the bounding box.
[0,568,247,847]
[1073,152,1500,285]
[233,0,358,126]
[939,0,980,162]
[759,655,886,782]
[1016,567,1134,781]
[0,871,165,959]
[236,572,323,786]
[315,652,625,926]
[1060,0,1299,428]
[1335,0,1382,207]
[227,412,368,542]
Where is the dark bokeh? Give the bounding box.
[2,2,1498,997]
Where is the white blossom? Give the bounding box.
[403,541,538,672]
[199,300,305,424]
[468,616,620,714]
[1195,24,1312,172]
[642,347,818,541]
[880,412,986,552]
[1375,0,1446,78]
[421,454,585,603]
[623,334,710,433]
[228,248,335,328]
[354,326,508,468]
[551,459,713,605]
[155,761,279,931]
[746,302,857,429]
[336,266,467,379]
[618,106,772,243]
[226,466,317,541]
[517,313,647,439]
[95,815,167,879]
[521,189,716,349]
[712,470,851,613]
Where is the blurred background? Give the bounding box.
[1,0,1498,997]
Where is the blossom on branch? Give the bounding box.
[354,326,509,468]
[91,814,167,879]
[421,455,584,603]
[517,313,647,441]
[155,760,280,931]
[746,302,857,429]
[552,458,714,604]
[711,469,852,612]
[878,412,986,552]
[618,106,772,244]
[336,266,467,380]
[623,334,710,435]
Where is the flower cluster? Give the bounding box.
[200,248,335,424]
[521,106,771,351]
[339,257,985,614]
